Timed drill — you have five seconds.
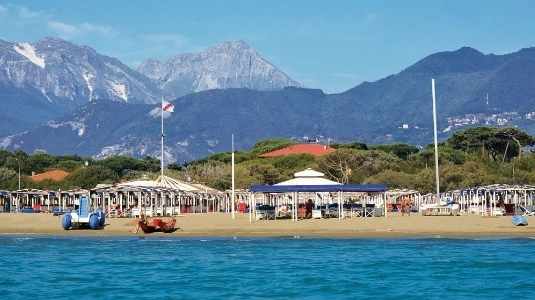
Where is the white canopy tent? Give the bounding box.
[248,168,387,222]
[92,175,224,217]
[275,168,341,186]
[274,168,341,210]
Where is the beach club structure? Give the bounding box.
[1,175,230,216]
[247,168,388,221]
[2,169,535,219]
[382,184,535,217]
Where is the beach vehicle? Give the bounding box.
[511,215,528,226]
[139,217,177,233]
[61,196,105,230]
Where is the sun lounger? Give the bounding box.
[53,209,67,216]
[18,208,40,213]
[518,205,535,216]
[491,207,505,216]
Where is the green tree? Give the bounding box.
[317,149,361,183]
[143,156,161,173]
[13,150,29,189]
[369,143,419,160]
[331,142,368,150]
[494,127,535,159]
[63,165,119,189]
[54,160,84,172]
[251,139,296,156]
[448,127,534,161]
[99,155,146,177]
[244,163,281,185]
[25,151,56,174]
[0,167,19,190]
[0,149,13,167]
[167,162,184,171]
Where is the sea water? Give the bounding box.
[0,235,534,299]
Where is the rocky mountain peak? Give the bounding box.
[137,40,303,96]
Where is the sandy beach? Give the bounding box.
[1,212,535,238]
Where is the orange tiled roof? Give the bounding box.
[31,169,69,181]
[259,144,335,158]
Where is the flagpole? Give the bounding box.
[432,79,440,201]
[231,134,235,219]
[160,99,174,179]
[161,97,164,177]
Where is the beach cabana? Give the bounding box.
[92,175,223,217]
[1,190,11,212]
[248,168,387,222]
[385,189,420,212]
[274,168,341,208]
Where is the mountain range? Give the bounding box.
[1,38,535,163]
[0,38,300,136]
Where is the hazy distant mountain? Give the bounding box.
[0,89,328,163]
[1,42,535,162]
[0,38,302,135]
[137,41,303,97]
[338,46,535,140]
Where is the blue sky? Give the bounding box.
[1,0,535,94]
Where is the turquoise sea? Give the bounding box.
[0,235,534,299]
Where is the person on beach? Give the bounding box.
[305,199,314,219]
[401,197,411,217]
[132,211,147,233]
[498,195,505,209]
[298,204,306,219]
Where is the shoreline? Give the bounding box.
[1,212,534,239]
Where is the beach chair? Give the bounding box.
[364,204,375,217]
[342,204,352,218]
[352,204,363,217]
[265,206,276,220]
[326,204,339,218]
[518,205,535,216]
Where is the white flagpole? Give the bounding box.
[231,134,235,219]
[432,79,440,201]
[161,97,164,177]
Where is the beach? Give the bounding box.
[1,212,534,238]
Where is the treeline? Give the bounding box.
[0,152,183,190]
[1,126,535,194]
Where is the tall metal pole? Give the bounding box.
[231,134,235,219]
[432,79,440,201]
[161,97,164,177]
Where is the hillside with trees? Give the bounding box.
[1,127,534,194]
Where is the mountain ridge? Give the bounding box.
[0,37,302,135]
[1,39,535,162]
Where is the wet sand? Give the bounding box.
[1,211,534,238]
